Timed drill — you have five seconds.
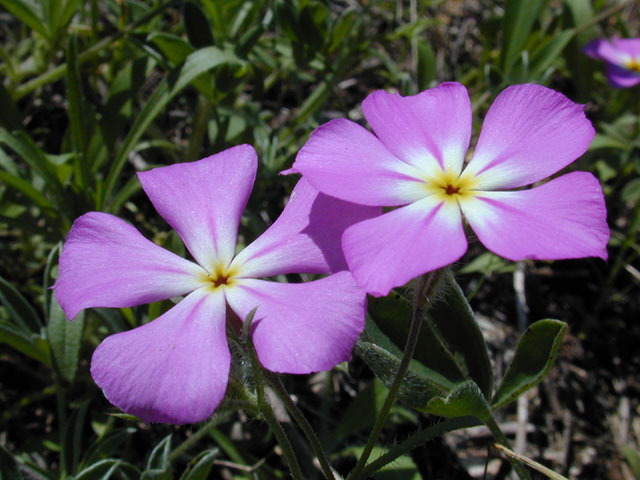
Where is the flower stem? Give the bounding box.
[266,372,336,480]
[168,408,235,462]
[258,396,305,480]
[347,269,444,480]
[244,311,304,480]
[485,415,532,480]
[359,416,480,478]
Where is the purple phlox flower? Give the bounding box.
[54,145,378,424]
[583,37,640,88]
[287,83,610,297]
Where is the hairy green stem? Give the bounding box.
[360,416,480,478]
[266,372,336,480]
[255,382,304,479]
[245,314,304,480]
[168,408,236,462]
[347,269,444,480]
[485,415,532,480]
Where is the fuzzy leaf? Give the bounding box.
[141,435,172,480]
[492,319,567,409]
[421,380,491,421]
[47,295,85,383]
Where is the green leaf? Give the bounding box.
[47,295,85,383]
[179,450,218,480]
[492,319,567,409]
[0,322,51,365]
[102,46,243,207]
[528,30,574,78]
[500,0,547,75]
[81,428,137,467]
[62,401,90,476]
[623,446,640,479]
[355,313,458,409]
[0,444,23,480]
[0,275,42,334]
[66,32,90,190]
[458,252,516,275]
[0,128,67,209]
[0,82,22,131]
[341,446,420,480]
[0,170,55,214]
[141,435,172,480]
[426,271,493,397]
[416,39,436,90]
[74,459,140,480]
[421,380,491,421]
[357,271,492,410]
[335,379,398,441]
[297,2,329,51]
[183,1,215,48]
[0,0,49,38]
[148,32,195,65]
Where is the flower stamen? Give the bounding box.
[625,58,640,73]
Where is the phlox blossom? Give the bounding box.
[583,37,640,88]
[54,145,377,424]
[287,83,610,297]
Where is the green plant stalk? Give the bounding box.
[485,415,532,480]
[359,416,480,478]
[347,269,444,480]
[266,372,336,480]
[13,0,181,100]
[168,408,236,462]
[244,312,304,480]
[185,95,212,162]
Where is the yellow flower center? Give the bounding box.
[201,264,238,290]
[625,58,640,73]
[424,169,478,204]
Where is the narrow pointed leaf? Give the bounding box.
[179,450,219,480]
[103,46,242,205]
[0,170,55,214]
[74,459,140,480]
[62,401,90,476]
[492,319,567,409]
[0,82,22,131]
[0,0,49,38]
[47,295,85,383]
[66,32,90,189]
[182,2,215,48]
[500,0,546,74]
[0,322,51,365]
[0,275,42,334]
[426,270,493,397]
[142,435,172,480]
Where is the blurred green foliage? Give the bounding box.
[0,0,638,478]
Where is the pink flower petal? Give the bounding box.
[232,179,380,277]
[465,85,595,190]
[54,212,205,320]
[362,82,472,174]
[583,38,631,64]
[225,273,366,373]
[138,145,257,271]
[342,197,468,297]
[91,288,230,424]
[459,172,609,261]
[605,63,640,88]
[288,118,427,206]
